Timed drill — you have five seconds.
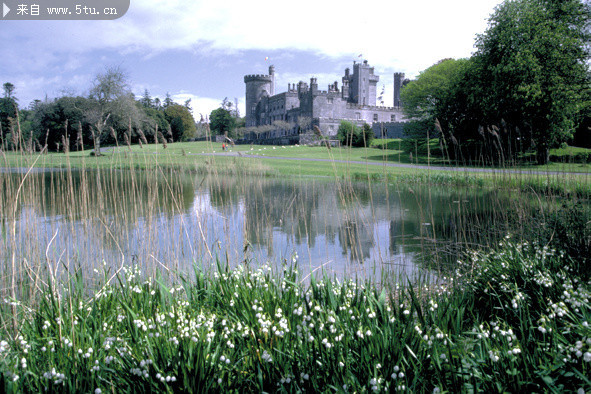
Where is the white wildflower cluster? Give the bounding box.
[390,365,406,391]
[534,270,553,288]
[418,325,449,348]
[261,349,273,363]
[130,358,153,378]
[43,368,65,385]
[473,321,520,363]
[16,335,31,354]
[155,372,177,383]
[369,376,384,392]
[0,340,9,353]
[510,292,525,309]
[428,299,438,312]
[278,373,295,386]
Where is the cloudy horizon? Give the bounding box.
[1,0,503,119]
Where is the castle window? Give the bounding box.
[251,106,256,114]
[391,114,396,121]
[356,113,361,120]
[327,97,333,104]
[373,114,378,122]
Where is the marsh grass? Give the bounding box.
[0,140,590,391]
[0,240,588,392]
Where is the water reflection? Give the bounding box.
[1,169,530,279]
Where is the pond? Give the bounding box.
[1,169,534,280]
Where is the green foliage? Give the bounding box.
[210,107,235,137]
[164,104,197,142]
[0,242,589,392]
[472,0,591,164]
[0,96,18,146]
[143,107,170,141]
[544,201,591,279]
[337,121,373,147]
[32,96,93,151]
[400,58,470,137]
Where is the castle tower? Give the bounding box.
[350,60,379,106]
[393,72,405,108]
[268,65,275,96]
[244,68,274,127]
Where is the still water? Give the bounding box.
[1,169,527,279]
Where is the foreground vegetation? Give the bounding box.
[0,237,589,392]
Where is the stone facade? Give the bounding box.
[242,60,408,144]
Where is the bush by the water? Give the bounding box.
[0,241,589,393]
[337,121,374,147]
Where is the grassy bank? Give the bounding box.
[0,239,589,392]
[2,142,591,197]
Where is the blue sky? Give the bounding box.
[1,0,503,120]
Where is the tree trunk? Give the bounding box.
[536,145,550,165]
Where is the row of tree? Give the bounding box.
[0,67,228,154]
[401,0,591,164]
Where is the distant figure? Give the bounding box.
[222,143,226,151]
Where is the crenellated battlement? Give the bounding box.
[346,103,397,111]
[244,60,408,132]
[244,74,273,82]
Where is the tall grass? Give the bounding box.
[0,141,589,391]
[0,241,588,392]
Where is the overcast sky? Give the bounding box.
[1,0,503,119]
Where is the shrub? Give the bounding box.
[337,121,373,147]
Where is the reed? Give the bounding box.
[0,139,589,391]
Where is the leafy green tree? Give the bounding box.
[0,83,19,149]
[210,107,235,137]
[473,0,591,164]
[400,58,470,138]
[140,89,153,108]
[32,96,94,151]
[337,121,374,147]
[163,93,173,108]
[3,83,15,99]
[86,66,132,153]
[142,107,170,141]
[164,104,197,141]
[360,123,375,147]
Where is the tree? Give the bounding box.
[32,96,93,152]
[400,58,470,138]
[140,89,153,108]
[210,107,235,137]
[163,93,173,108]
[337,121,374,147]
[164,104,197,141]
[3,83,15,99]
[86,66,132,153]
[0,83,18,149]
[142,107,170,141]
[473,0,591,164]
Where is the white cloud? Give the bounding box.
[168,93,246,122]
[4,0,502,73]
[3,0,504,106]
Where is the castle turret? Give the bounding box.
[393,72,405,108]
[268,65,275,96]
[244,69,274,127]
[349,60,379,106]
[342,69,351,101]
[310,77,318,95]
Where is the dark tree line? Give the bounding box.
[0,67,199,153]
[401,0,591,165]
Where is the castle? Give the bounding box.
[242,60,408,144]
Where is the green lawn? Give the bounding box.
[2,141,590,193]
